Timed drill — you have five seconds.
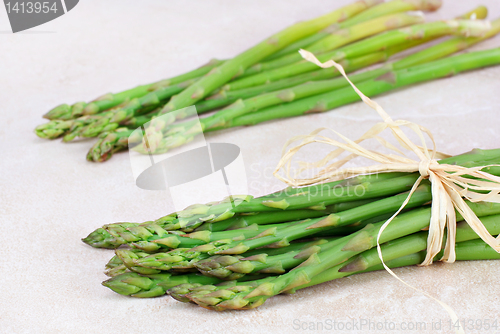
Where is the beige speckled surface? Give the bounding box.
[1,1,500,333]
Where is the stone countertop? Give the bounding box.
[1,1,500,333]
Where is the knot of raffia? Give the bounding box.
[273,49,500,266]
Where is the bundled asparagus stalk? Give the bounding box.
[82,149,500,306]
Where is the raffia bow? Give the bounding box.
[274,49,500,266]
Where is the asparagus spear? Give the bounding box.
[75,79,196,138]
[82,173,420,249]
[180,201,500,310]
[86,173,394,244]
[168,234,500,305]
[107,249,163,276]
[289,221,500,292]
[82,188,388,251]
[86,128,135,162]
[193,199,380,233]
[242,12,425,76]
[147,0,382,128]
[195,50,397,113]
[42,59,224,121]
[244,3,487,74]
[198,184,434,256]
[223,46,500,127]
[102,271,223,298]
[224,19,490,91]
[40,78,190,141]
[119,239,336,277]
[106,241,323,296]
[265,0,445,61]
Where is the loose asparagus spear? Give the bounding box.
[197,55,387,111]
[39,79,190,141]
[179,201,500,310]
[264,0,445,61]
[43,59,224,120]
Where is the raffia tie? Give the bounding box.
[275,49,500,266]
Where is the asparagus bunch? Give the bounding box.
[83,149,500,305]
[35,1,496,163]
[88,12,495,161]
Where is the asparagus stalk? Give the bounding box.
[289,220,500,292]
[191,211,416,280]
[102,271,223,298]
[264,0,444,61]
[148,0,382,128]
[242,12,425,76]
[198,184,434,256]
[42,59,224,121]
[193,199,380,233]
[82,184,388,251]
[108,249,163,276]
[120,239,336,277]
[41,78,191,141]
[114,247,209,275]
[88,173,394,244]
[83,173,420,249]
[180,201,500,310]
[224,19,490,91]
[245,3,487,74]
[169,235,500,305]
[76,79,197,138]
[85,128,134,162]
[105,241,326,296]
[196,50,397,113]
[224,46,500,127]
